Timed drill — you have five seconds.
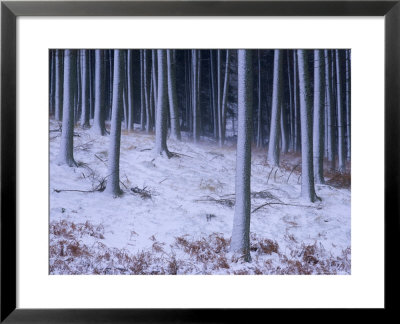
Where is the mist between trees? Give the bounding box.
[50,49,350,264]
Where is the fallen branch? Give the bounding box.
[252,201,321,213]
[266,168,274,185]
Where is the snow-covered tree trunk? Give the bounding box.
[217,50,222,144]
[80,50,90,128]
[293,51,301,152]
[210,50,218,140]
[192,50,200,143]
[313,50,325,184]
[55,49,64,121]
[92,50,106,135]
[167,49,181,140]
[280,103,288,154]
[220,50,230,146]
[297,50,317,202]
[324,50,335,170]
[231,50,253,262]
[256,50,262,148]
[267,49,283,166]
[57,49,77,167]
[287,51,295,152]
[335,50,346,172]
[140,50,146,131]
[49,51,56,116]
[105,50,124,196]
[154,50,171,157]
[345,49,351,161]
[144,50,152,133]
[127,50,134,131]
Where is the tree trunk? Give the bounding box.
[345,49,351,161]
[210,50,218,140]
[154,50,171,157]
[55,49,64,121]
[335,50,346,172]
[267,49,283,166]
[167,50,181,140]
[220,50,230,146]
[256,50,262,148]
[144,50,152,133]
[80,50,90,128]
[192,50,200,143]
[92,50,106,135]
[57,50,77,167]
[293,51,301,152]
[106,50,124,196]
[140,50,146,131]
[297,50,317,202]
[280,103,288,153]
[313,49,325,184]
[231,49,253,262]
[127,50,134,131]
[325,50,335,170]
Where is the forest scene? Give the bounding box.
[49,49,351,275]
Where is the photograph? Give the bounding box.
[49,49,351,275]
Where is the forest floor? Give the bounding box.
[49,119,351,275]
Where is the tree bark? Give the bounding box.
[57,50,77,167]
[92,50,106,135]
[154,50,171,157]
[335,50,346,172]
[267,49,283,166]
[106,50,124,196]
[297,50,317,202]
[167,50,181,140]
[313,49,325,184]
[231,49,253,262]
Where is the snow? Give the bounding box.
[50,119,351,275]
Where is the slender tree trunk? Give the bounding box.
[335,50,346,172]
[93,50,106,135]
[140,50,146,131]
[231,49,252,263]
[217,50,222,144]
[122,52,129,129]
[80,50,90,128]
[192,50,200,143]
[297,50,317,202]
[57,50,77,167]
[313,50,325,184]
[287,51,295,152]
[325,50,335,170]
[256,50,262,148]
[127,50,135,131]
[55,49,64,121]
[293,51,301,152]
[210,50,218,140]
[220,50,230,146]
[154,50,171,157]
[267,49,283,166]
[167,50,181,140]
[49,50,56,116]
[152,50,158,113]
[345,49,351,161]
[144,50,152,133]
[106,50,124,196]
[280,103,288,153]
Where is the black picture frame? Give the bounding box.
[1,0,399,322]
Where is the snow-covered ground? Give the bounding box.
[49,119,351,275]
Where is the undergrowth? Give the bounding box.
[50,220,351,275]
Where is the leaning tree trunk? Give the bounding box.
[297,50,317,202]
[231,50,253,263]
[335,50,346,172]
[57,50,77,167]
[92,50,106,135]
[313,49,325,184]
[267,49,283,166]
[154,50,171,157]
[106,50,124,197]
[55,49,64,121]
[167,49,181,140]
